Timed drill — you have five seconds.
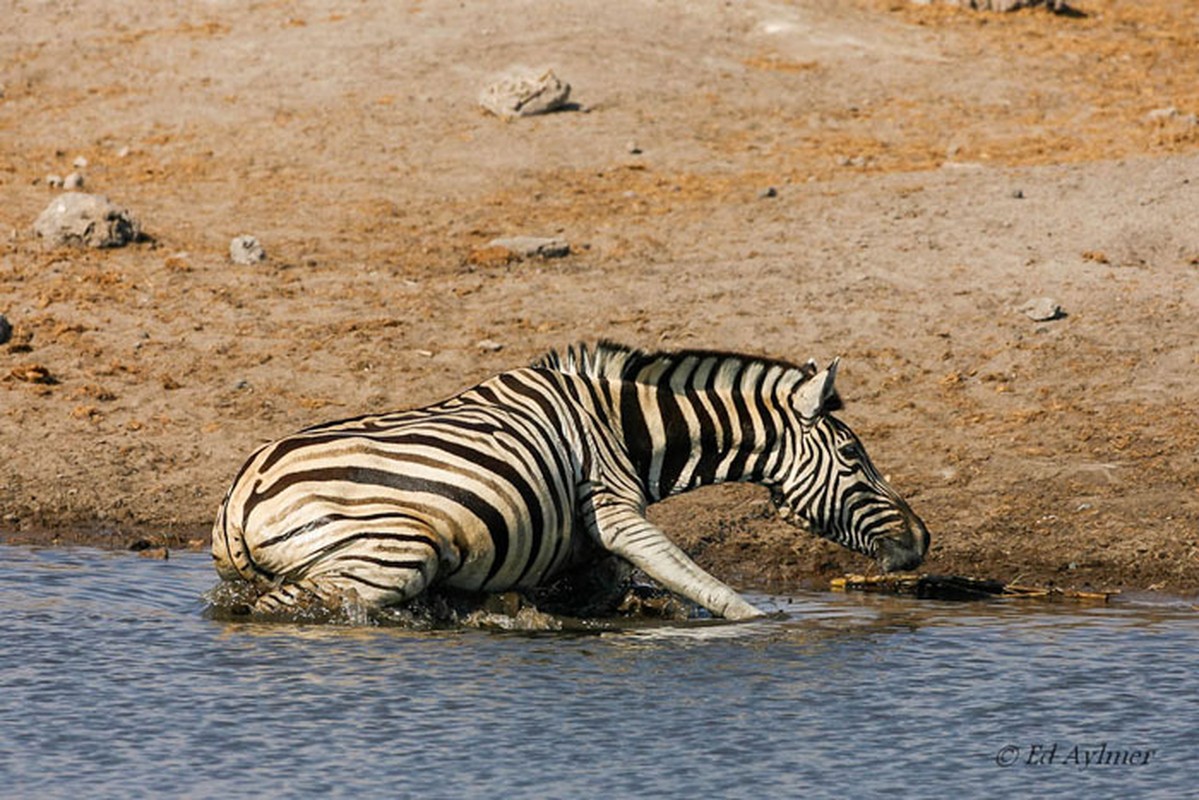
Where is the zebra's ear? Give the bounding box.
[794,358,840,420]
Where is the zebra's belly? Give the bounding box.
[436,511,589,593]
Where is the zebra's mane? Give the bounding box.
[533,340,828,395]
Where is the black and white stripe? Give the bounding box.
[212,341,928,619]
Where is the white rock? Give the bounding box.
[33,192,142,248]
[63,172,84,190]
[1019,297,1064,322]
[229,235,266,265]
[479,68,571,119]
[912,0,1067,9]
[1146,107,1178,122]
[487,235,570,259]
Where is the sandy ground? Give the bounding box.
[2,0,1197,598]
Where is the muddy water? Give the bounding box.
[0,545,1194,799]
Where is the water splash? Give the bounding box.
[200,578,697,632]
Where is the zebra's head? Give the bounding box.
[772,360,929,573]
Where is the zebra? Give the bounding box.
[211,341,929,620]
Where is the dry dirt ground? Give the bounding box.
[2,0,1197,598]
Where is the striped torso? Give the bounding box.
[215,367,616,593]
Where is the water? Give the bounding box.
[0,546,1194,799]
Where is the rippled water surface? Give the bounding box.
[1,546,1194,799]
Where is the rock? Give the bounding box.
[759,186,779,199]
[63,172,84,190]
[487,235,570,259]
[229,235,266,265]
[9,363,57,384]
[33,192,142,248]
[479,68,572,119]
[1146,107,1198,128]
[73,156,88,169]
[1019,297,1065,322]
[911,0,1070,9]
[476,339,504,352]
[0,313,11,345]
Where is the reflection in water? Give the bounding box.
[0,545,1194,799]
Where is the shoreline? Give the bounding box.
[3,506,1192,602]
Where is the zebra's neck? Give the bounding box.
[538,342,807,501]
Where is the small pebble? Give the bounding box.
[63,172,84,190]
[1010,188,1024,199]
[759,186,778,199]
[626,140,642,155]
[1019,297,1065,322]
[487,235,570,259]
[73,156,88,168]
[229,234,266,265]
[0,313,12,345]
[46,174,63,188]
[477,339,504,352]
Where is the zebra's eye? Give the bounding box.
[838,442,862,461]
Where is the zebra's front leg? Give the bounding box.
[586,498,765,621]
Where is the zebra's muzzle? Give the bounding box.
[872,515,930,573]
